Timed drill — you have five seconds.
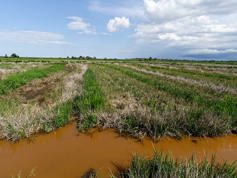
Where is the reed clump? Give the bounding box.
[118,153,237,178]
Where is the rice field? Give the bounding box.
[0,58,236,177]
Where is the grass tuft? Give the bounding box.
[119,153,237,178]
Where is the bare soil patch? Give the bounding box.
[15,72,65,105]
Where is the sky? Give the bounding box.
[0,0,237,60]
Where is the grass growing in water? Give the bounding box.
[119,153,237,178]
[0,64,64,95]
[73,69,105,131]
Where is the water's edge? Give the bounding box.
[0,123,236,178]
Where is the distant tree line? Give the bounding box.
[67,56,119,60]
[68,56,97,60]
[2,53,20,58]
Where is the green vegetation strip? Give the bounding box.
[102,64,237,130]
[22,67,105,137]
[0,64,64,95]
[142,64,237,87]
[94,65,229,137]
[42,101,73,132]
[0,63,12,68]
[120,153,237,178]
[73,69,105,131]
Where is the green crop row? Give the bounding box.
[73,68,106,131]
[140,64,237,88]
[0,64,65,95]
[102,64,237,130]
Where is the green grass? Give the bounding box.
[119,153,237,178]
[0,64,65,95]
[42,101,73,132]
[0,60,236,139]
[89,64,230,138]
[73,68,105,131]
[0,64,83,140]
[53,101,73,128]
[139,64,237,88]
[103,64,237,129]
[43,68,105,133]
[0,63,12,68]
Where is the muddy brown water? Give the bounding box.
[0,123,236,178]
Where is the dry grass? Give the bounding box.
[118,153,237,178]
[0,64,87,140]
[119,63,237,95]
[88,64,231,138]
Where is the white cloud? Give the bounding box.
[0,30,69,45]
[67,16,96,34]
[143,0,237,22]
[133,0,237,58]
[107,17,130,32]
[188,48,237,55]
[144,0,202,21]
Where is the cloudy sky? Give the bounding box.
[0,0,237,60]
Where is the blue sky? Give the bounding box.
[0,0,237,60]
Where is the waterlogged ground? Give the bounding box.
[0,123,236,178]
[0,59,237,177]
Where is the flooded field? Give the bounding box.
[0,123,236,178]
[0,59,237,177]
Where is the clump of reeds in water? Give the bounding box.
[118,153,237,178]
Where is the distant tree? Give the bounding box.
[10,53,19,58]
[85,56,92,60]
[4,54,8,58]
[149,57,153,60]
